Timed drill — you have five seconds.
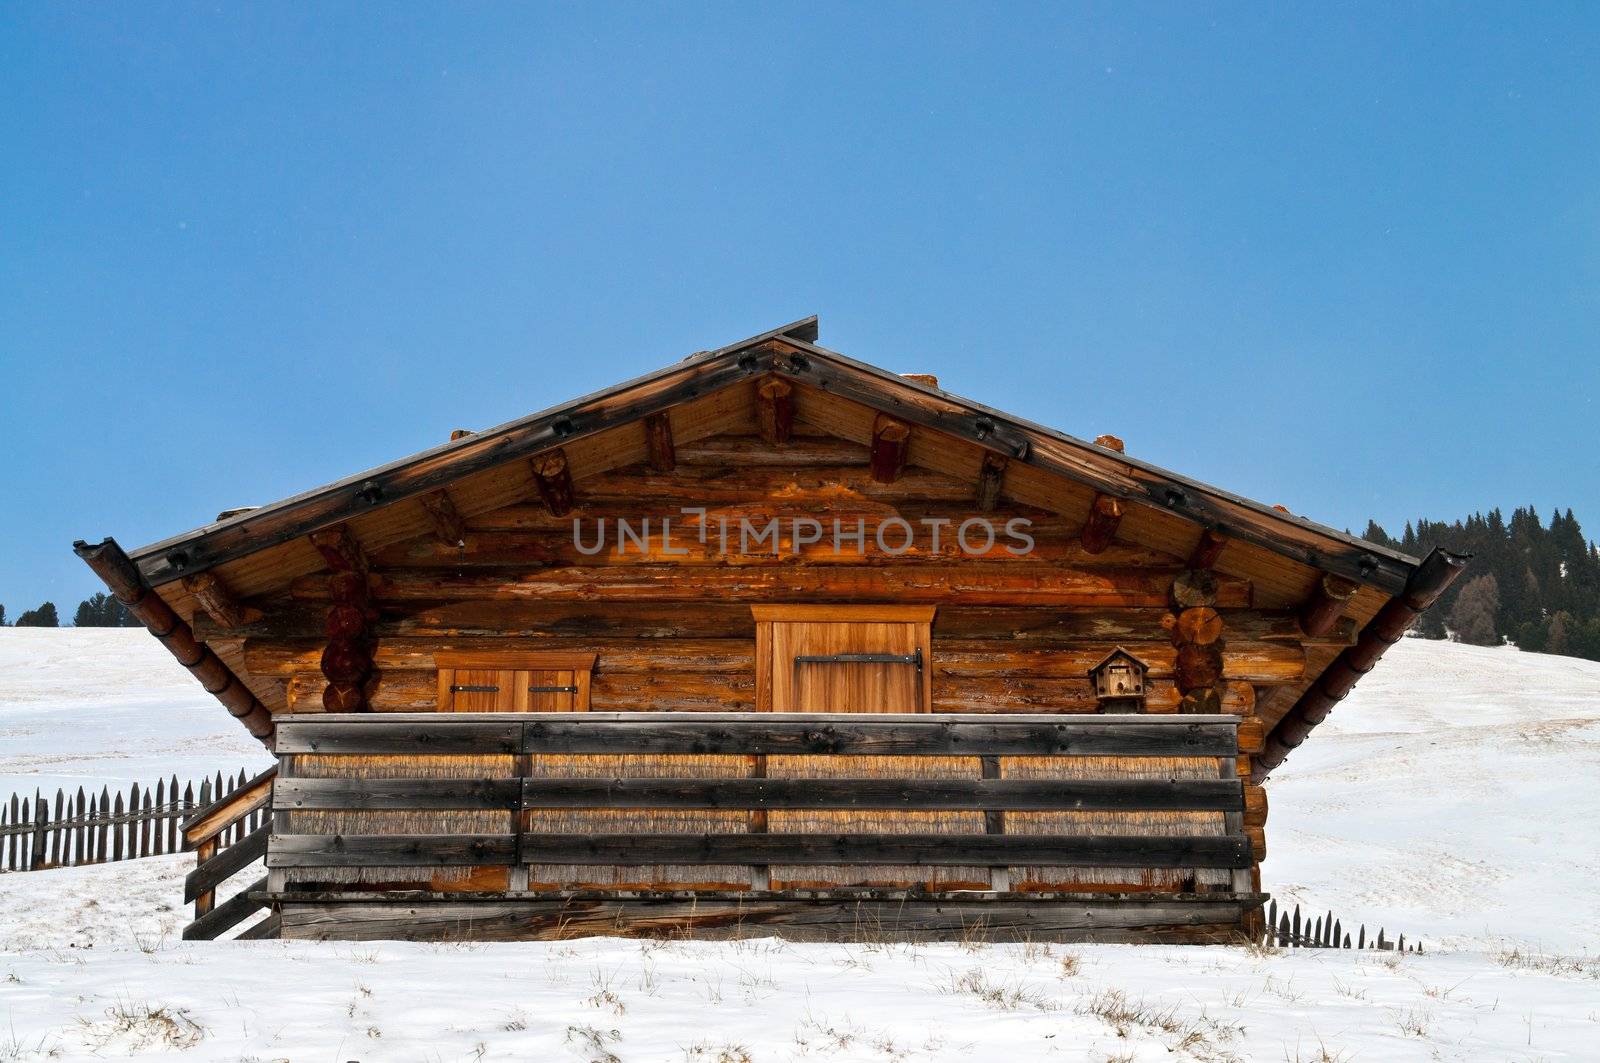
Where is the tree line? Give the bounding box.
[0,594,138,628]
[1361,506,1600,659]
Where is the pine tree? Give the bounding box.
[1547,612,1572,656]
[1448,575,1500,646]
[0,603,6,626]
[14,602,60,628]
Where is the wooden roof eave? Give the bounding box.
[123,317,820,588]
[118,313,1419,602]
[1252,547,1468,782]
[764,334,1420,596]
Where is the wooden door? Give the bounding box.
[435,653,595,712]
[753,606,934,713]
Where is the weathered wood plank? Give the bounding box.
[267,833,518,868]
[277,897,1254,942]
[289,564,1255,609]
[271,776,1240,813]
[274,777,523,811]
[273,719,523,755]
[515,833,1251,868]
[184,824,268,903]
[269,831,1247,870]
[518,716,1239,757]
[183,875,269,940]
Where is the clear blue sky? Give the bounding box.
[3,4,1597,619]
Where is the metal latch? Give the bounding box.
[450,684,499,693]
[528,685,579,694]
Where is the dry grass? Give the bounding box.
[76,998,205,1051]
[1495,946,1600,980]
[1074,987,1244,1061]
[938,967,1059,1012]
[564,1023,623,1063]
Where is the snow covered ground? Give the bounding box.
[0,629,270,795]
[1263,638,1600,954]
[2,629,1599,1059]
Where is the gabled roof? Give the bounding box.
[122,314,1417,593]
[76,316,1466,772]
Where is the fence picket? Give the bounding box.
[0,769,261,875]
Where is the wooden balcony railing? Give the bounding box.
[268,712,1253,903]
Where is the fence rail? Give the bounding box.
[1259,898,1422,953]
[1,768,264,873]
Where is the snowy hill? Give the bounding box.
[3,628,1600,1060]
[0,629,271,795]
[1263,638,1600,953]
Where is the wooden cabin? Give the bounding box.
[75,316,1465,943]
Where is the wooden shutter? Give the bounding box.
[753,606,935,713]
[435,653,596,712]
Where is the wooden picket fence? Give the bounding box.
[0,769,265,873]
[1261,898,1422,953]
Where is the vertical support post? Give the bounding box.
[748,751,770,892]
[980,756,1009,892]
[194,837,217,918]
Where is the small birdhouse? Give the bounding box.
[1089,647,1149,713]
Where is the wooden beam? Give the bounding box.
[274,776,1243,813]
[756,377,794,445]
[1257,549,1470,781]
[643,412,675,472]
[1298,574,1360,638]
[1171,569,1221,610]
[307,523,367,575]
[267,832,1250,870]
[529,448,575,517]
[974,451,1008,512]
[1188,529,1229,570]
[73,539,274,743]
[275,896,1257,943]
[180,572,261,629]
[419,490,466,547]
[184,824,268,901]
[1079,494,1124,554]
[869,414,911,483]
[291,564,1257,608]
[517,833,1252,869]
[273,712,1243,757]
[1171,607,1223,647]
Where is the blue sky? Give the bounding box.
[2,4,1597,618]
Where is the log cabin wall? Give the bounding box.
[208,396,1316,904]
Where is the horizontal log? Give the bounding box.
[274,777,523,811]
[674,433,868,467]
[183,875,269,941]
[296,669,1255,717]
[243,635,1302,684]
[267,833,517,868]
[274,776,1241,812]
[291,564,1255,608]
[276,896,1257,943]
[519,716,1239,756]
[367,526,1179,568]
[199,603,1349,645]
[517,833,1251,868]
[274,719,523,755]
[183,766,277,847]
[184,824,269,902]
[275,712,1241,756]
